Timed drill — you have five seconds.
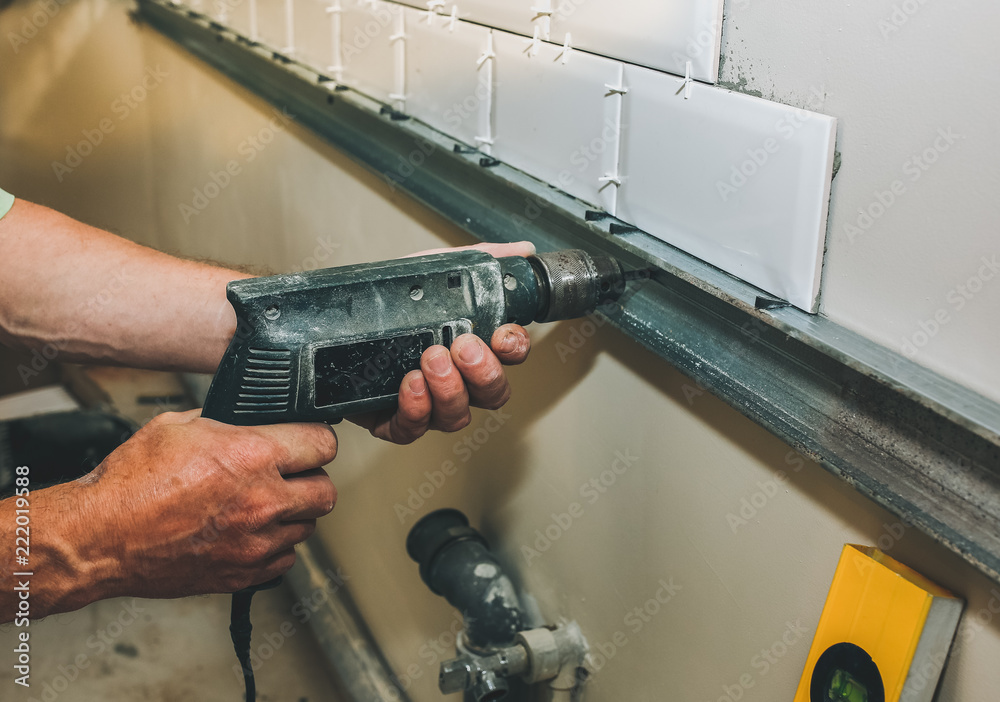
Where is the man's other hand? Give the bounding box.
[74,409,338,599]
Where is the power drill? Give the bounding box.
[202,248,629,425]
[200,248,632,701]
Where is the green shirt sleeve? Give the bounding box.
[0,187,13,221]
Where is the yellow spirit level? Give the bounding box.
[793,545,963,702]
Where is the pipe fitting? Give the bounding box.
[407,509,524,649]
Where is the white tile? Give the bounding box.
[492,31,623,212]
[617,65,836,312]
[551,0,723,83]
[339,0,403,105]
[403,8,492,148]
[456,0,538,38]
[219,0,255,39]
[292,0,338,72]
[393,0,549,38]
[254,0,292,51]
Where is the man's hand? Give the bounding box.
[5,409,338,619]
[349,242,533,444]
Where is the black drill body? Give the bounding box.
[202,248,625,425]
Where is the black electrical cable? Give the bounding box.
[230,577,282,702]
[230,591,258,702]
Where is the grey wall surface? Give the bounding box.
[1,1,999,700]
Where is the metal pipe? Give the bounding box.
[282,542,412,702]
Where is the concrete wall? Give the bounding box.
[2,1,999,700]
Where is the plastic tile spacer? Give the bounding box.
[609,222,640,235]
[554,33,572,65]
[523,26,541,57]
[675,60,694,100]
[476,48,495,68]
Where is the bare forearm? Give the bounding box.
[0,199,249,373]
[0,481,117,623]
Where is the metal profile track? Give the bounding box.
[138,0,1000,585]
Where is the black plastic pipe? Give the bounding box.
[407,509,524,650]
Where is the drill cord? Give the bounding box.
[230,591,257,702]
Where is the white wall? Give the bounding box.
[2,1,999,701]
[719,1,1000,405]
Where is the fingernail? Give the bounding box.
[408,374,427,395]
[499,330,517,354]
[426,350,451,376]
[458,338,484,365]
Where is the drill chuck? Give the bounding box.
[525,249,625,323]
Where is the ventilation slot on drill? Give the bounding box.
[235,348,292,414]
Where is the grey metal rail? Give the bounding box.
[138,0,1000,585]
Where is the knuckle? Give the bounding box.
[297,521,317,542]
[239,538,272,567]
[241,490,281,531]
[310,425,339,463]
[481,365,507,392]
[274,550,297,573]
[479,386,511,411]
[318,482,338,514]
[445,413,472,432]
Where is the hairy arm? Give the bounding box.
[0,199,247,373]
